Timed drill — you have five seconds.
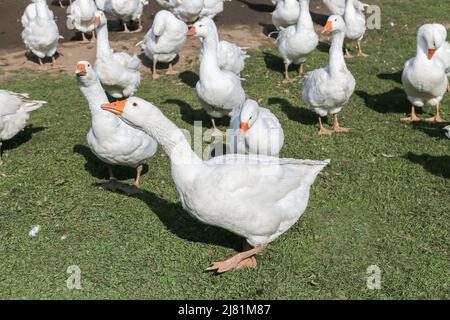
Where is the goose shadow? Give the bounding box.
[138,52,181,72]
[178,71,199,88]
[403,152,450,179]
[268,97,316,125]
[131,189,242,251]
[258,22,278,38]
[24,51,61,66]
[163,99,209,125]
[377,70,403,84]
[310,10,329,27]
[317,41,331,53]
[355,88,409,114]
[236,0,275,13]
[73,144,149,181]
[411,122,450,140]
[263,51,284,76]
[1,125,46,154]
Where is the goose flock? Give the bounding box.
[1,0,449,273]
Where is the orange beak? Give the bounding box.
[94,16,101,27]
[322,21,333,34]
[186,26,196,36]
[101,100,127,116]
[76,63,87,76]
[240,122,249,133]
[428,48,436,60]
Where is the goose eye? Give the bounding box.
[132,103,138,107]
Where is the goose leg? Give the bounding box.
[333,114,351,133]
[152,59,160,80]
[133,164,143,188]
[283,63,292,83]
[92,30,96,41]
[207,245,266,273]
[318,116,333,136]
[51,55,57,66]
[401,105,421,122]
[166,62,178,75]
[356,40,368,57]
[132,18,143,33]
[123,21,131,33]
[426,103,446,123]
[59,0,65,8]
[0,142,3,165]
[235,241,258,270]
[298,63,305,77]
[38,57,43,66]
[211,118,224,137]
[81,32,88,43]
[344,46,353,59]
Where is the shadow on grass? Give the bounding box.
[411,122,450,140]
[132,189,242,251]
[2,125,46,153]
[355,88,408,114]
[73,144,148,181]
[268,97,316,125]
[404,152,450,179]
[377,70,403,84]
[263,51,285,76]
[163,99,211,126]
[179,71,199,88]
[236,0,274,13]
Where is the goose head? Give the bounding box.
[443,125,450,139]
[101,97,153,132]
[417,24,445,60]
[75,61,97,85]
[239,99,260,133]
[322,15,346,34]
[94,10,107,28]
[186,17,216,40]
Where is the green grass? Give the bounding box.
[0,0,449,299]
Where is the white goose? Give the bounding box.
[197,17,248,76]
[188,17,246,134]
[102,96,329,273]
[322,0,368,16]
[229,99,285,156]
[276,0,318,81]
[402,24,448,122]
[95,0,148,32]
[156,0,204,23]
[302,15,355,135]
[140,10,188,80]
[434,24,450,92]
[271,0,299,31]
[21,0,62,66]
[343,0,367,57]
[75,61,158,192]
[94,10,141,99]
[199,0,227,19]
[66,0,97,42]
[0,90,45,164]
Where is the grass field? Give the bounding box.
[0,0,449,299]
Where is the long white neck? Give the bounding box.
[79,78,118,130]
[344,0,356,18]
[199,28,222,82]
[96,22,112,58]
[35,0,49,20]
[140,108,202,169]
[296,0,314,31]
[416,38,430,63]
[329,30,347,76]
